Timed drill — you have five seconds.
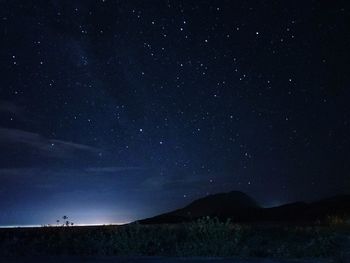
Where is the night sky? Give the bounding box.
[0,1,349,226]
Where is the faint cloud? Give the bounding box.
[141,173,204,191]
[0,127,100,158]
[85,167,146,173]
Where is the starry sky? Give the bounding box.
[0,0,349,226]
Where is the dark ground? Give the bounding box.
[0,256,335,263]
[1,222,349,262]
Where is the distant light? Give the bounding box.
[0,222,130,229]
[0,225,41,228]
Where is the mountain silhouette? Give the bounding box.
[177,191,259,217]
[138,191,350,224]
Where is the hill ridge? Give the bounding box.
[138,191,350,224]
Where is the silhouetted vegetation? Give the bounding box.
[0,217,347,259]
[54,216,74,227]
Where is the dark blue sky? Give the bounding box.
[0,0,349,225]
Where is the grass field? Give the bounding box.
[0,217,348,259]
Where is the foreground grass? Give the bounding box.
[0,217,345,258]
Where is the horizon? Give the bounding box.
[1,189,349,226]
[0,223,129,229]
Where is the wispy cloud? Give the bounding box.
[0,166,146,193]
[85,167,146,173]
[0,127,100,159]
[141,173,204,191]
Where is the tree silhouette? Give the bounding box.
[58,215,74,227]
[62,216,68,226]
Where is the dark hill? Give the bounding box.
[139,191,259,224]
[138,191,350,224]
[176,191,259,217]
